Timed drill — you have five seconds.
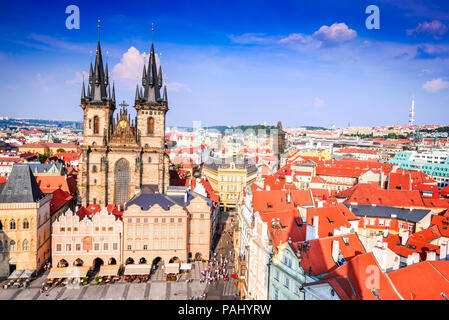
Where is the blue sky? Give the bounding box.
[0,0,449,128]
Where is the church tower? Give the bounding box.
[134,42,170,193]
[78,26,169,207]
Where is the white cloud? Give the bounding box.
[313,23,357,47]
[407,20,448,38]
[422,78,449,93]
[229,33,275,45]
[167,82,191,93]
[279,33,313,44]
[313,96,325,108]
[112,46,149,81]
[66,71,88,84]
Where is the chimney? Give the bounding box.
[184,191,188,204]
[440,242,448,261]
[401,230,409,246]
[427,251,436,261]
[331,240,340,263]
[383,229,389,238]
[406,254,414,266]
[313,216,319,239]
[412,252,420,264]
[286,192,291,204]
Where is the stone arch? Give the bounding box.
[169,256,180,264]
[126,257,134,265]
[139,257,147,264]
[22,239,29,251]
[114,158,130,206]
[93,258,104,269]
[74,258,84,266]
[58,259,69,267]
[194,252,202,261]
[108,258,117,265]
[9,220,16,230]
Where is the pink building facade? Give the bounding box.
[51,207,123,268]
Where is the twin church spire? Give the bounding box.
[81,23,167,106]
[135,43,167,104]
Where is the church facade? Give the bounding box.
[78,40,170,207]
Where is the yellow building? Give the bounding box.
[202,158,257,211]
[0,164,52,277]
[19,142,78,157]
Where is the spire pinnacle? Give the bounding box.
[98,19,101,42]
[152,22,155,44]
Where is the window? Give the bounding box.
[178,228,182,236]
[385,220,391,227]
[199,236,204,244]
[22,240,29,251]
[188,236,192,244]
[136,218,140,223]
[169,241,174,250]
[200,223,205,231]
[170,218,174,223]
[76,244,81,251]
[135,242,140,250]
[378,220,384,226]
[66,244,71,252]
[177,240,182,249]
[60,227,65,232]
[143,243,148,250]
[93,116,99,134]
[113,243,118,251]
[295,284,301,296]
[284,277,290,288]
[162,218,166,223]
[94,243,99,251]
[9,220,15,230]
[23,219,29,229]
[92,165,97,173]
[161,240,166,249]
[274,270,280,281]
[128,228,132,236]
[144,218,148,223]
[104,243,108,251]
[154,242,159,250]
[178,218,182,223]
[56,244,62,252]
[127,243,132,250]
[136,229,141,236]
[170,228,174,236]
[154,228,159,236]
[143,228,148,236]
[274,289,279,300]
[154,218,158,223]
[148,117,154,134]
[161,228,166,236]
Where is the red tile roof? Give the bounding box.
[299,233,366,277]
[320,252,401,300]
[36,175,77,198]
[306,205,354,238]
[253,189,314,213]
[382,233,440,260]
[387,260,449,300]
[49,189,72,215]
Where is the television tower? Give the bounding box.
[408,96,415,126]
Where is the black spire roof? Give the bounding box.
[0,164,45,203]
[138,43,163,104]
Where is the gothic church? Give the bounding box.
[78,38,170,207]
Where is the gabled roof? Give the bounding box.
[0,164,46,203]
[318,252,401,300]
[306,206,354,238]
[348,204,431,223]
[299,233,366,277]
[387,260,449,300]
[382,233,440,259]
[253,189,314,213]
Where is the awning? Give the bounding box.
[98,265,120,277]
[180,263,191,270]
[164,263,180,274]
[47,267,90,279]
[123,264,151,276]
[19,270,34,279]
[8,270,24,280]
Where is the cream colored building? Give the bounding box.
[122,187,215,266]
[0,164,52,277]
[202,158,257,211]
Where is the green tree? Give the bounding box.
[39,154,48,164]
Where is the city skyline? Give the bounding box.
[0,0,449,127]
